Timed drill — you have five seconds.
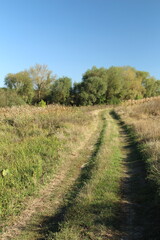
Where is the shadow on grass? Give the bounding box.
[110,110,160,240]
[31,114,107,239]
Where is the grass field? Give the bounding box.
[0,105,102,225]
[0,101,160,240]
[47,111,123,240]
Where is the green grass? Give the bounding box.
[47,111,123,240]
[0,105,96,228]
[8,109,104,240]
[0,135,60,218]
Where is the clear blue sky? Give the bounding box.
[0,0,160,87]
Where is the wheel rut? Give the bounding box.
[111,111,150,240]
[1,110,154,240]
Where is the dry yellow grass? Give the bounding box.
[115,98,160,196]
[122,96,160,107]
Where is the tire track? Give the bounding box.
[111,111,149,240]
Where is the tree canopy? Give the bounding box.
[51,77,72,105]
[2,64,160,107]
[73,67,108,105]
[29,64,56,102]
[5,71,34,103]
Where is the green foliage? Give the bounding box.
[73,67,108,105]
[51,77,72,105]
[38,99,46,107]
[107,96,121,105]
[72,65,159,106]
[5,71,34,104]
[142,77,158,97]
[116,67,145,100]
[0,88,26,107]
[2,64,160,107]
[155,80,160,96]
[106,66,123,100]
[29,64,56,102]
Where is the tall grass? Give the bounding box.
[0,105,97,225]
[116,99,160,185]
[116,98,160,240]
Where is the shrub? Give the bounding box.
[38,100,46,107]
[107,97,121,105]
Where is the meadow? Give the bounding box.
[0,100,160,240]
[0,105,102,225]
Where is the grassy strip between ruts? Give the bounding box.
[47,110,123,240]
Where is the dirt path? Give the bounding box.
[120,130,145,239]
[41,110,150,240]
[1,110,104,240]
[111,112,150,240]
[1,110,153,240]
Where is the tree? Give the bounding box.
[29,64,55,102]
[71,82,82,106]
[120,67,145,100]
[74,67,108,105]
[51,77,72,105]
[155,80,160,96]
[142,77,158,97]
[106,67,123,101]
[0,88,25,107]
[5,71,34,103]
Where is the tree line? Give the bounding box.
[0,64,160,107]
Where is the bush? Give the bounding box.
[38,100,46,107]
[107,97,121,105]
